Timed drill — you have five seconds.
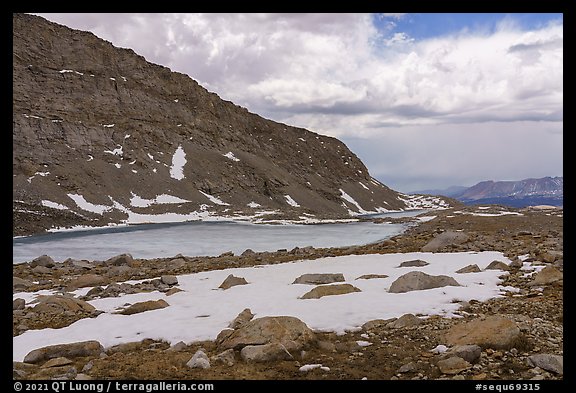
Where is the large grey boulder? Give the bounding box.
[186,349,210,369]
[398,259,429,268]
[24,341,104,364]
[292,273,345,285]
[527,354,563,375]
[218,274,249,290]
[160,275,178,286]
[530,266,563,286]
[65,274,109,291]
[387,313,422,329]
[33,295,96,313]
[300,284,361,299]
[13,298,26,310]
[117,299,169,315]
[445,316,522,350]
[388,271,460,293]
[13,277,33,291]
[105,253,138,267]
[445,344,482,364]
[240,343,293,362]
[228,308,254,329]
[421,231,469,252]
[437,356,472,375]
[456,264,481,274]
[485,260,510,271]
[30,255,55,268]
[217,316,316,353]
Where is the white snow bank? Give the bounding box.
[104,145,123,156]
[340,189,368,214]
[129,193,190,208]
[223,152,240,162]
[199,191,229,206]
[67,194,112,215]
[41,200,69,210]
[13,251,513,361]
[169,145,186,180]
[284,195,300,208]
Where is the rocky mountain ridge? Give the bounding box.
[13,13,445,236]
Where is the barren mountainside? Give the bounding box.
[13,14,443,236]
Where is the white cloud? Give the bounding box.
[37,13,562,134]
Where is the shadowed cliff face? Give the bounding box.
[13,13,413,235]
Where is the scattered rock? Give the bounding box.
[161,275,178,286]
[398,361,418,373]
[292,273,345,285]
[65,274,109,291]
[240,343,293,362]
[30,255,55,268]
[165,287,184,296]
[530,266,562,286]
[445,315,522,350]
[13,298,26,310]
[186,349,210,369]
[167,342,188,352]
[107,342,143,355]
[398,259,429,267]
[445,345,482,364]
[117,299,169,315]
[421,231,469,252]
[211,349,236,366]
[105,253,138,267]
[355,274,389,280]
[23,341,104,364]
[228,308,254,329]
[387,313,422,329]
[217,316,316,353]
[71,260,94,270]
[41,357,73,368]
[33,295,96,314]
[301,283,361,299]
[456,264,481,274]
[527,354,563,375]
[13,277,33,291]
[388,271,460,293]
[362,319,396,331]
[218,274,249,290]
[32,265,52,274]
[485,260,510,271]
[437,356,472,374]
[241,249,256,257]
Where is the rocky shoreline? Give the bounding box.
[13,205,563,380]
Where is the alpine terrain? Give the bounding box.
[414,177,563,208]
[13,14,444,236]
[12,14,563,383]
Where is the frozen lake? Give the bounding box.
[12,211,428,264]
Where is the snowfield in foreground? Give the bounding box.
[13,251,516,361]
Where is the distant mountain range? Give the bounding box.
[412,176,563,208]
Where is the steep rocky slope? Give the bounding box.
[13,14,440,236]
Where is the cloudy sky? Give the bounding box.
[35,13,563,193]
